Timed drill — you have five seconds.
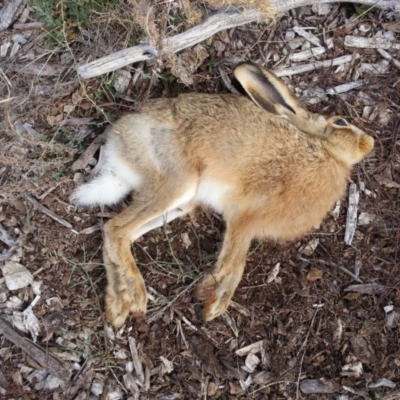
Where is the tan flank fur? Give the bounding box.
[71,62,374,328]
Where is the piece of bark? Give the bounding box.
[12,22,44,30]
[235,340,266,357]
[9,63,65,76]
[377,48,400,70]
[128,337,144,387]
[350,335,377,364]
[71,133,105,170]
[0,0,25,32]
[189,336,224,379]
[0,317,70,381]
[344,183,359,245]
[292,26,322,47]
[0,223,16,246]
[344,283,386,295]
[1,261,33,290]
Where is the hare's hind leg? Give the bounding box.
[195,216,253,321]
[103,178,197,328]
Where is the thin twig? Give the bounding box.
[27,196,74,230]
[0,317,71,381]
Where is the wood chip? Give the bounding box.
[369,378,397,389]
[267,262,280,283]
[243,353,260,373]
[221,313,238,338]
[123,373,140,398]
[377,48,400,70]
[299,238,319,255]
[358,212,376,225]
[385,307,400,328]
[235,340,266,357]
[159,356,174,374]
[382,21,400,33]
[0,223,16,246]
[306,267,323,282]
[253,371,274,385]
[79,224,102,235]
[71,133,105,170]
[300,378,340,394]
[189,336,223,378]
[9,63,65,76]
[350,335,377,364]
[0,0,25,31]
[230,301,251,317]
[290,47,326,62]
[344,183,359,245]
[344,283,386,295]
[292,26,322,47]
[128,337,144,386]
[344,35,400,50]
[1,261,33,290]
[341,361,363,377]
[375,175,400,188]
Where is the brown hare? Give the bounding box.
[71,61,374,328]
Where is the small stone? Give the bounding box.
[73,173,85,184]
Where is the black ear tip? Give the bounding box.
[231,76,247,95]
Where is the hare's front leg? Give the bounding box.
[195,218,252,321]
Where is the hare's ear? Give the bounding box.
[233,61,305,121]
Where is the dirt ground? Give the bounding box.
[1,1,400,399]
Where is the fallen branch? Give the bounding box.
[77,0,400,79]
[0,317,71,381]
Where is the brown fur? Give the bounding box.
[72,64,374,328]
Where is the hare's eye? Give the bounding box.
[334,119,347,126]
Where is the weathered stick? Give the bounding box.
[77,0,400,79]
[0,317,70,381]
[27,196,73,230]
[344,183,359,246]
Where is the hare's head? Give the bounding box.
[233,61,374,165]
[321,116,374,165]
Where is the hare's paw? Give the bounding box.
[195,274,234,321]
[106,273,147,328]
